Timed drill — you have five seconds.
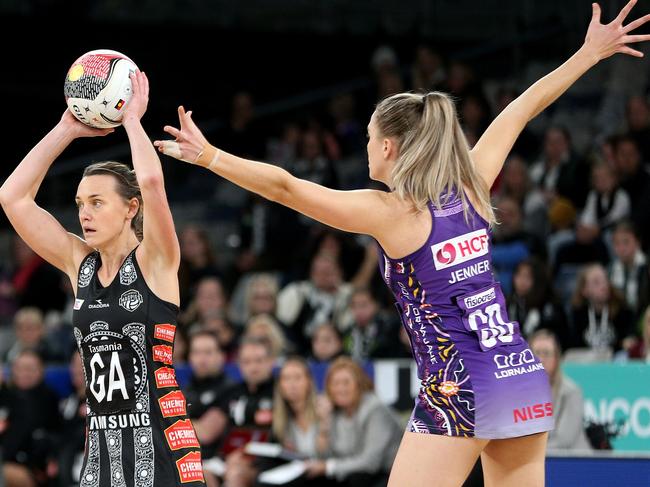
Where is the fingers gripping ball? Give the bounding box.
[64,49,138,128]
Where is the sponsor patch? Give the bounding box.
[74,298,85,310]
[513,402,553,423]
[431,229,489,270]
[153,345,173,365]
[154,367,178,388]
[463,287,496,309]
[154,324,176,343]
[176,451,204,483]
[159,390,187,418]
[165,419,200,450]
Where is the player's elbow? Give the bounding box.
[138,173,165,193]
[267,171,293,205]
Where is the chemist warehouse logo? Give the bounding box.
[431,229,489,270]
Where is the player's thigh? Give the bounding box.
[387,431,488,487]
[481,432,548,487]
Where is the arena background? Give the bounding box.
[0,1,649,486]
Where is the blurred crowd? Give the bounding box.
[1,43,650,487]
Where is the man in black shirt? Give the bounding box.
[183,330,232,459]
[218,337,276,487]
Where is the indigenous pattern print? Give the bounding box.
[73,248,205,486]
[378,193,553,439]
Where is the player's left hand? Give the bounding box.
[154,106,211,166]
[584,0,650,61]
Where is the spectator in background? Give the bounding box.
[494,87,539,159]
[529,330,591,451]
[57,353,86,487]
[257,357,332,487]
[459,93,491,147]
[3,307,63,364]
[491,196,544,295]
[443,61,478,98]
[613,135,650,250]
[184,331,232,460]
[410,45,445,92]
[1,350,61,487]
[289,129,339,190]
[508,259,569,349]
[219,337,276,487]
[181,276,228,328]
[202,311,240,362]
[628,305,650,361]
[10,236,66,316]
[178,224,221,309]
[579,161,631,247]
[243,274,280,325]
[529,126,590,209]
[172,324,189,366]
[609,221,648,320]
[243,314,289,362]
[625,94,650,162]
[302,357,402,486]
[216,91,265,159]
[494,155,548,240]
[344,287,400,361]
[570,263,637,353]
[310,323,345,365]
[277,253,353,352]
[327,93,365,159]
[267,122,302,167]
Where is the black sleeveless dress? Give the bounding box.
[72,248,205,487]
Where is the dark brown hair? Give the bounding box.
[82,161,143,240]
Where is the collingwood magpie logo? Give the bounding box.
[119,289,143,312]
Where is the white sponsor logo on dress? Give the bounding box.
[431,229,489,270]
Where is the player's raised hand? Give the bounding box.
[59,108,114,139]
[154,106,211,166]
[584,0,650,60]
[122,70,149,125]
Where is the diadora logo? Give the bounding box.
[431,229,489,270]
[513,402,553,423]
[463,288,496,309]
[88,299,110,309]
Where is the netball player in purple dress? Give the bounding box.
[156,2,650,485]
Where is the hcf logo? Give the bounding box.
[431,229,489,270]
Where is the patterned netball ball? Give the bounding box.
[64,49,138,128]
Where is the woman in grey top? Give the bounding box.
[304,357,402,486]
[529,330,592,450]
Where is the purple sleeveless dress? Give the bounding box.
[377,194,554,439]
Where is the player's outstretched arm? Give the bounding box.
[0,111,112,276]
[154,107,393,238]
[471,0,650,188]
[122,71,180,271]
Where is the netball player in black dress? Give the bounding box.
[0,71,205,486]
